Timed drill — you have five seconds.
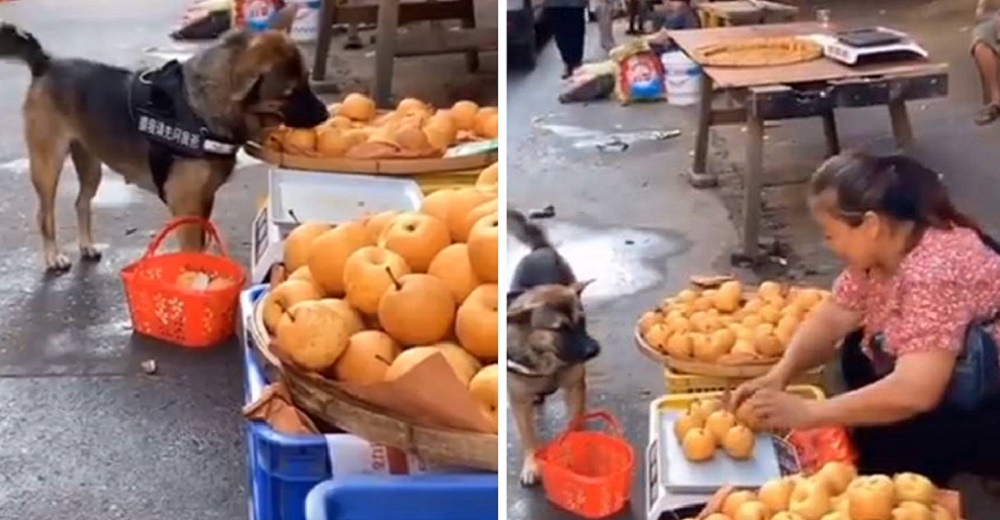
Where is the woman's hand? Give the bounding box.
[747,389,823,429]
[729,368,789,409]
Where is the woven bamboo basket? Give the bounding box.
[280,361,499,471]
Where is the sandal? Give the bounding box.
[975,103,1000,126]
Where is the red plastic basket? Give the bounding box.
[120,217,246,348]
[535,411,635,519]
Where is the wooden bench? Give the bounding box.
[312,0,497,107]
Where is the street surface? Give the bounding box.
[506,2,1000,518]
[0,1,256,518]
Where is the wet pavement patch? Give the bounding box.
[505,219,691,303]
[534,122,683,152]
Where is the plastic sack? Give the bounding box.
[609,39,666,105]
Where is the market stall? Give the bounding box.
[670,22,949,260]
[628,276,968,520]
[233,93,499,519]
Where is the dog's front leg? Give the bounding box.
[510,397,542,487]
[163,162,218,251]
[564,366,587,422]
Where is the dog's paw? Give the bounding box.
[80,244,103,262]
[519,457,541,487]
[45,252,72,273]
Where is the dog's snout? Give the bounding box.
[558,326,601,363]
[282,85,328,128]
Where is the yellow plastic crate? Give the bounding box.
[663,366,824,394]
[653,385,826,412]
[413,168,479,195]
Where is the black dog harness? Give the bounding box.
[129,60,241,201]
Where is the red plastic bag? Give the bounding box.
[787,426,857,474]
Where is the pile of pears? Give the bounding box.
[674,397,760,463]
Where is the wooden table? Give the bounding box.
[312,0,496,107]
[671,22,949,260]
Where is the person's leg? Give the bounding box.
[628,0,641,34]
[565,7,586,73]
[547,7,573,75]
[959,398,1000,478]
[840,331,961,484]
[971,20,1000,124]
[597,0,616,52]
[850,411,965,486]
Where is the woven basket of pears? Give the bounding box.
[270,342,498,471]
[634,275,831,378]
[248,94,499,175]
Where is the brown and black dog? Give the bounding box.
[0,5,328,272]
[507,209,600,486]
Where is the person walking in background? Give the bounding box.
[973,0,1000,124]
[544,0,589,79]
[596,0,617,54]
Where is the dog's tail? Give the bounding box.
[0,23,50,78]
[508,208,553,251]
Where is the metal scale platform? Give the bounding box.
[808,26,929,66]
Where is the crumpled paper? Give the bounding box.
[242,382,319,435]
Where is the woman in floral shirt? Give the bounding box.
[733,151,1000,484]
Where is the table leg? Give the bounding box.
[888,100,914,150]
[821,110,840,157]
[311,0,335,82]
[742,113,765,260]
[689,73,717,188]
[373,0,401,108]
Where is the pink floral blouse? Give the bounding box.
[832,227,1000,361]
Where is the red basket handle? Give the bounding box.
[142,216,230,260]
[553,410,625,446]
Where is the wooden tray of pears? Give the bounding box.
[635,276,831,378]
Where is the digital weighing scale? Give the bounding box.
[250,168,423,284]
[645,397,801,520]
[806,26,929,66]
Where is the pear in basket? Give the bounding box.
[275,300,350,371]
[337,93,376,122]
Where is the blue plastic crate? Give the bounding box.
[240,286,498,520]
[304,475,498,520]
[242,286,333,520]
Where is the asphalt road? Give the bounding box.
[0,1,261,518]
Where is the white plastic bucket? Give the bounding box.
[288,0,321,42]
[661,50,702,107]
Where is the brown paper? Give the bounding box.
[332,352,495,434]
[271,340,494,435]
[242,382,320,435]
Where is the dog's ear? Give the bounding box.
[530,306,567,330]
[230,33,295,102]
[570,279,595,296]
[506,289,525,307]
[507,293,533,324]
[268,5,300,34]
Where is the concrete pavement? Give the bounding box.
[0,1,262,518]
